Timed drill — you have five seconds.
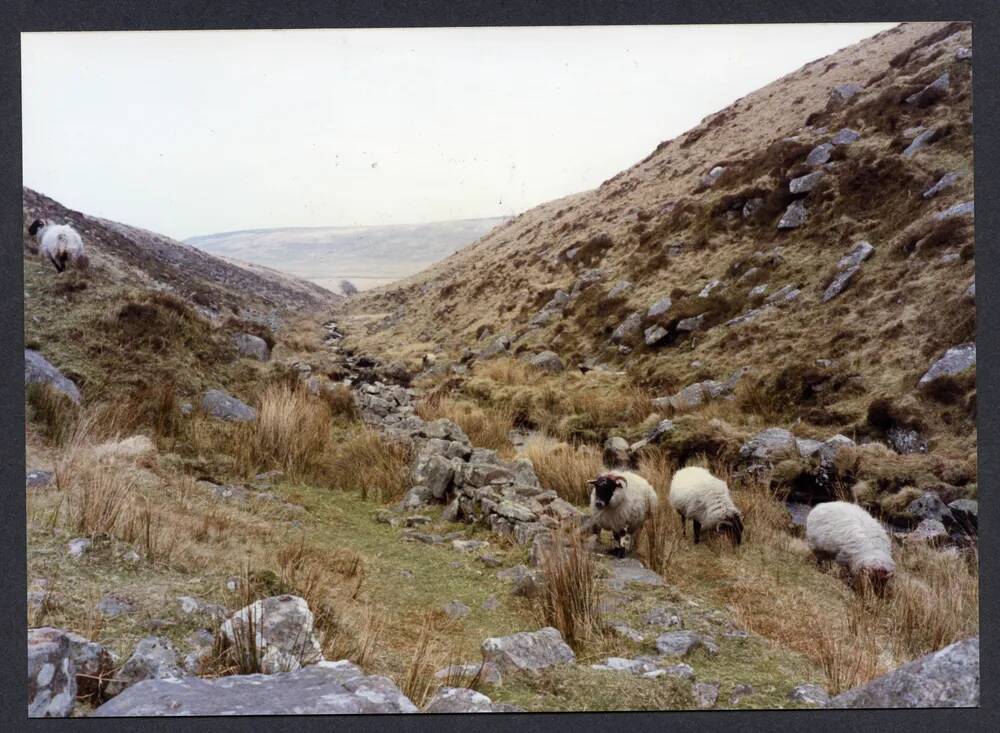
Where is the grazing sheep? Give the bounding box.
[805,501,895,591]
[28,218,88,273]
[668,466,743,546]
[585,470,659,557]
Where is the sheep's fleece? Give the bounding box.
[805,501,895,576]
[589,471,658,534]
[668,466,740,530]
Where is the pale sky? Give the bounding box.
[22,24,895,241]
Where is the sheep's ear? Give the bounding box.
[614,477,627,489]
[587,479,598,486]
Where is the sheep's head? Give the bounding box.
[588,474,625,509]
[858,558,895,594]
[28,218,45,236]
[718,512,744,546]
[73,252,90,271]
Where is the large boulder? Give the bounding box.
[481,627,575,673]
[28,627,77,717]
[919,343,975,386]
[201,389,256,421]
[827,637,978,708]
[92,660,418,715]
[411,451,457,500]
[219,595,323,674]
[906,72,950,108]
[25,349,81,404]
[104,636,183,698]
[740,428,797,463]
[528,351,565,373]
[611,312,643,344]
[233,333,271,361]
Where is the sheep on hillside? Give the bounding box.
[28,218,88,273]
[805,500,895,591]
[668,466,744,546]
[585,470,659,557]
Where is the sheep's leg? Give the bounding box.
[611,530,628,558]
[692,519,702,544]
[48,254,64,273]
[677,511,687,537]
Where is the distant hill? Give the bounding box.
[186,218,508,294]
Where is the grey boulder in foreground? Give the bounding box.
[91,661,418,716]
[827,636,978,708]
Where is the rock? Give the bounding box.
[790,683,830,706]
[698,279,722,298]
[605,558,665,591]
[201,389,256,422]
[97,594,134,618]
[435,661,502,686]
[830,82,863,104]
[644,325,668,346]
[647,296,673,319]
[610,623,645,643]
[643,606,682,629]
[497,564,545,598]
[668,382,708,412]
[220,595,323,674]
[26,469,53,488]
[479,335,512,359]
[25,349,81,403]
[965,280,975,300]
[661,663,696,680]
[676,314,705,332]
[789,171,824,194]
[918,343,975,385]
[591,657,658,675]
[411,451,456,500]
[903,128,939,158]
[607,281,632,300]
[777,200,807,229]
[93,661,418,715]
[611,312,643,343]
[495,500,537,523]
[730,683,755,704]
[766,283,800,304]
[939,253,960,265]
[693,681,720,709]
[740,428,797,462]
[104,637,183,698]
[233,333,270,361]
[655,631,715,658]
[528,350,564,373]
[700,166,726,188]
[827,636,978,708]
[956,46,972,61]
[832,128,861,145]
[570,269,604,296]
[923,172,959,199]
[806,142,834,166]
[838,240,875,270]
[822,266,862,302]
[933,200,974,221]
[742,197,764,219]
[67,538,92,558]
[443,600,471,619]
[28,627,77,717]
[177,596,227,620]
[62,630,116,700]
[906,72,950,107]
[823,242,873,302]
[948,499,977,534]
[603,436,630,467]
[478,553,503,568]
[904,519,948,546]
[886,426,927,454]
[481,627,575,673]
[452,539,488,553]
[424,686,499,713]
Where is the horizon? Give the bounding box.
[22,23,896,241]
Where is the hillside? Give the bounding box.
[186,217,508,293]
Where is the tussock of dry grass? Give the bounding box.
[26,383,79,445]
[525,437,603,505]
[417,394,515,453]
[236,384,333,479]
[538,527,603,647]
[326,427,413,502]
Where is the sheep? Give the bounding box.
[668,466,743,546]
[584,470,659,557]
[805,501,895,591]
[28,218,88,273]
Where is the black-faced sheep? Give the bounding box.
[668,466,743,546]
[805,500,895,591]
[585,470,659,557]
[28,219,88,273]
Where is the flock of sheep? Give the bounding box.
[587,467,894,592]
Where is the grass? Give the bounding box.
[324,426,413,501]
[417,394,515,453]
[26,383,79,445]
[537,527,603,647]
[525,437,603,505]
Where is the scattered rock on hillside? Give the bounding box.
[28,627,77,717]
[777,200,807,229]
[93,660,419,715]
[611,312,643,343]
[933,200,974,221]
[806,143,834,166]
[481,627,575,673]
[201,389,256,421]
[443,600,471,620]
[655,631,717,658]
[97,594,135,618]
[644,325,669,346]
[789,171,824,194]
[435,661,503,686]
[26,469,53,489]
[700,166,726,188]
[886,426,927,454]
[948,499,977,534]
[607,281,632,300]
[25,349,81,403]
[923,171,959,199]
[742,197,763,219]
[903,128,939,157]
[693,681,720,708]
[832,128,861,145]
[904,519,948,546]
[104,636,183,698]
[233,332,270,361]
[699,279,722,298]
[830,82,863,105]
[647,296,673,318]
[591,657,658,675]
[62,630,116,700]
[677,314,706,332]
[906,72,950,107]
[424,686,500,713]
[827,636,978,708]
[906,492,953,524]
[789,683,830,706]
[741,428,797,463]
[479,334,512,359]
[604,436,631,468]
[67,538,92,558]
[528,350,564,373]
[823,241,874,302]
[918,343,975,385]
[956,46,972,61]
[220,595,323,674]
[570,269,604,296]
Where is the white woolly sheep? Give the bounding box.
[29,218,88,273]
[805,500,895,591]
[585,470,659,557]
[668,466,744,546]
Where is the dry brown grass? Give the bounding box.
[318,383,360,421]
[236,383,333,479]
[417,394,515,453]
[525,437,603,505]
[401,613,443,708]
[26,383,79,445]
[473,356,538,385]
[326,426,413,502]
[538,527,604,647]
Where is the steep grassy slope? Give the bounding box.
[343,22,976,511]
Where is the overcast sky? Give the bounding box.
[22,23,895,240]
